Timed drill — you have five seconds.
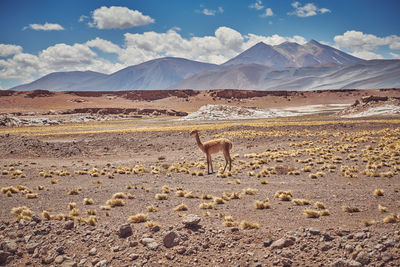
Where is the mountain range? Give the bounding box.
[10,40,400,91]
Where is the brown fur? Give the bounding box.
[190,130,233,174]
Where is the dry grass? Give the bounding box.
[146,205,158,212]
[243,188,257,195]
[292,199,311,206]
[162,185,171,193]
[68,188,81,195]
[11,206,34,221]
[260,179,268,184]
[214,197,226,204]
[304,209,320,218]
[26,193,38,199]
[314,201,326,209]
[383,214,399,223]
[240,220,260,230]
[174,203,188,211]
[83,198,94,205]
[199,202,215,209]
[128,213,148,223]
[222,216,239,227]
[112,192,128,199]
[201,193,213,200]
[275,190,293,201]
[361,220,376,227]
[342,206,360,213]
[373,189,384,196]
[42,210,51,220]
[155,193,168,200]
[254,200,271,209]
[145,220,161,228]
[106,198,126,207]
[378,204,388,212]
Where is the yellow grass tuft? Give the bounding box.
[378,204,388,212]
[361,220,376,227]
[128,213,148,223]
[68,188,81,195]
[69,208,79,216]
[26,193,38,199]
[147,205,158,212]
[106,198,126,207]
[275,190,292,201]
[383,214,399,223]
[214,197,226,204]
[174,203,188,211]
[145,220,161,228]
[86,209,97,215]
[260,179,268,184]
[342,206,360,213]
[292,199,311,206]
[155,193,168,200]
[314,201,326,209]
[243,188,257,195]
[11,206,34,221]
[85,216,97,226]
[304,209,320,218]
[223,216,239,227]
[254,200,271,209]
[319,209,330,216]
[42,210,51,220]
[112,192,128,199]
[68,202,77,210]
[199,202,215,209]
[162,185,171,193]
[50,179,57,184]
[83,198,94,205]
[37,185,44,190]
[240,220,260,230]
[373,189,384,196]
[175,190,185,197]
[201,194,213,200]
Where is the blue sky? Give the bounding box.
[0,0,399,89]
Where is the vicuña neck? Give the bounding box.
[194,133,205,152]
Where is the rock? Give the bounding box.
[3,241,18,254]
[129,253,139,260]
[141,238,159,250]
[322,232,334,241]
[95,259,107,267]
[62,259,77,267]
[55,255,65,264]
[64,221,74,230]
[329,259,362,267]
[270,238,295,250]
[89,248,97,256]
[355,251,370,265]
[263,238,273,247]
[118,224,133,238]
[382,253,393,262]
[182,214,201,226]
[0,250,11,265]
[175,246,186,254]
[56,245,65,255]
[307,228,321,235]
[111,246,119,252]
[163,231,179,248]
[354,232,366,240]
[42,253,56,264]
[34,226,51,235]
[26,242,39,254]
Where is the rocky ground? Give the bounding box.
[1,118,400,266]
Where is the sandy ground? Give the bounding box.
[1,89,400,266]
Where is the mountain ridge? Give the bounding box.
[9,40,400,91]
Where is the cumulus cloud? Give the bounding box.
[249,0,264,10]
[0,44,23,57]
[390,52,400,59]
[24,22,64,31]
[333,30,400,59]
[261,8,274,17]
[197,6,224,16]
[86,38,122,54]
[288,2,331,17]
[90,6,154,29]
[244,33,307,48]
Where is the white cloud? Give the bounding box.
[350,50,383,60]
[390,52,400,59]
[86,38,122,54]
[288,2,331,17]
[0,44,23,57]
[90,6,154,29]
[261,8,274,17]
[249,0,264,10]
[244,33,307,48]
[198,6,224,16]
[333,30,400,59]
[24,22,64,31]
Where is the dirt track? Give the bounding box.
[1,116,400,266]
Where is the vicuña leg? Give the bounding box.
[207,153,214,174]
[222,146,232,173]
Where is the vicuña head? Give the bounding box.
[190,129,232,175]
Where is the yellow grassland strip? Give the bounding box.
[0,118,399,137]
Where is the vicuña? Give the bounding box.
[190,130,232,174]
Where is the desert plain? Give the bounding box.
[0,89,400,267]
